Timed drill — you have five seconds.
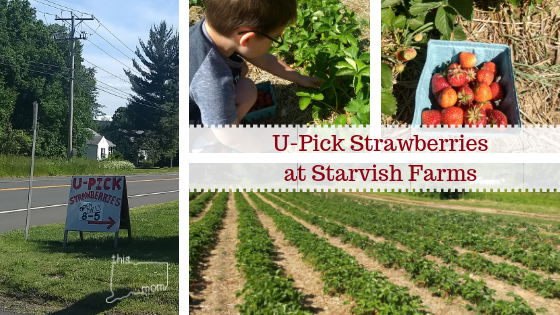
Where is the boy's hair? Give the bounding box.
[205,0,297,37]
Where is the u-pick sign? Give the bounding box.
[64,176,129,233]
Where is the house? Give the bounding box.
[86,129,115,160]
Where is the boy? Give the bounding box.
[189,0,324,126]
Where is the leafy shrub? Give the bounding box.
[100,160,135,171]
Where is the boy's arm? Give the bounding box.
[244,53,324,88]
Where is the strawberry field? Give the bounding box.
[189,0,370,126]
[382,0,560,125]
[189,191,560,314]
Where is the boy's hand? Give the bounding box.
[298,75,325,89]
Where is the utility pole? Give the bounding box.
[55,12,94,159]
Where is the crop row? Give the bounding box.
[264,193,545,315]
[233,193,309,314]
[279,193,560,301]
[189,192,228,282]
[246,192,427,315]
[321,194,560,274]
[189,191,217,217]
[189,191,202,201]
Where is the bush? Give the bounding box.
[100,160,135,171]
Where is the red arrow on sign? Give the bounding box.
[88,216,116,230]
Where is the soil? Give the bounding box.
[242,192,354,314]
[269,194,560,315]
[189,192,220,224]
[343,192,560,222]
[255,193,474,315]
[189,192,244,314]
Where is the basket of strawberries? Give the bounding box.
[413,40,521,135]
[244,81,277,122]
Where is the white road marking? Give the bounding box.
[0,190,179,214]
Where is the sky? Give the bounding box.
[29,0,179,119]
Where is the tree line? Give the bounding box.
[0,0,179,166]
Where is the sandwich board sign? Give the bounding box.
[63,176,131,247]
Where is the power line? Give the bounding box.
[0,53,69,70]
[35,9,56,16]
[96,87,175,113]
[29,0,66,15]
[85,38,142,76]
[34,0,91,15]
[0,59,65,77]
[94,17,138,57]
[95,79,166,109]
[83,59,129,83]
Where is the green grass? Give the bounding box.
[0,201,179,315]
[0,155,178,178]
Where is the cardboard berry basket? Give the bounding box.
[412,40,521,136]
[244,81,277,122]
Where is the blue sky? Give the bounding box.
[29,0,179,119]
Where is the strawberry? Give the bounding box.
[487,109,507,127]
[421,110,441,126]
[465,68,477,83]
[489,82,504,101]
[441,106,464,127]
[481,62,497,76]
[437,87,458,108]
[472,83,492,102]
[447,67,468,87]
[396,64,405,73]
[396,48,417,61]
[456,85,474,106]
[449,63,461,70]
[464,106,487,127]
[471,101,494,114]
[460,52,477,69]
[266,99,273,106]
[476,69,494,85]
[431,74,450,96]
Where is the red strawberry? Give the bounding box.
[460,52,477,69]
[476,69,494,85]
[447,67,468,87]
[431,74,450,96]
[472,83,492,102]
[266,99,273,106]
[487,109,507,127]
[481,62,497,76]
[421,110,441,126]
[464,106,487,127]
[465,68,477,83]
[489,82,504,101]
[456,85,474,106]
[471,101,494,114]
[437,87,458,108]
[265,94,271,100]
[441,106,464,127]
[257,91,264,96]
[449,63,461,70]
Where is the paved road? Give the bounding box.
[0,173,179,233]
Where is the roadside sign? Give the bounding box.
[63,176,131,247]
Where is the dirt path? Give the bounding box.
[269,194,560,314]
[344,192,560,222]
[189,192,219,224]
[241,192,353,314]
[190,192,244,314]
[189,192,205,203]
[254,193,473,315]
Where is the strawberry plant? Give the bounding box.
[188,190,217,217]
[271,0,370,126]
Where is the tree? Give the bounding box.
[119,20,179,166]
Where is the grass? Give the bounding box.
[371,192,560,216]
[0,155,178,178]
[0,201,179,315]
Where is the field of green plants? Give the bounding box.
[189,191,560,314]
[189,0,369,126]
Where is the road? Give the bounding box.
[0,173,179,233]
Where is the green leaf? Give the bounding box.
[452,25,467,41]
[345,34,358,47]
[358,103,370,115]
[334,114,348,126]
[359,52,370,63]
[345,57,357,71]
[354,75,363,92]
[349,115,361,125]
[381,0,402,9]
[381,91,397,116]
[409,1,444,16]
[358,66,370,77]
[296,91,311,97]
[344,99,361,113]
[354,59,366,71]
[311,93,324,101]
[299,97,312,110]
[448,0,474,21]
[435,6,456,37]
[336,61,353,70]
[336,68,357,76]
[357,111,369,125]
[393,15,407,29]
[381,62,393,89]
[343,46,359,59]
[409,13,427,30]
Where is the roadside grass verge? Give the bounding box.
[0,201,179,315]
[0,155,178,178]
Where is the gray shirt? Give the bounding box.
[189,18,244,126]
